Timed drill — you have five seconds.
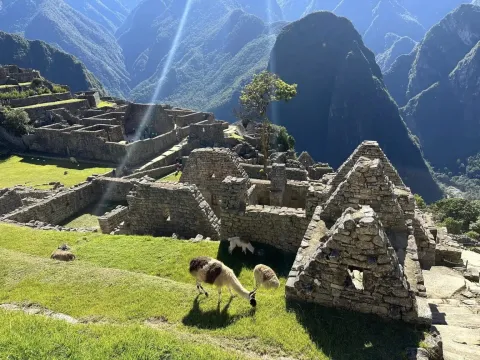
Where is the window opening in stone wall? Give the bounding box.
[163,208,171,222]
[345,266,364,290]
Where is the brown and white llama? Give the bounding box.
[253,264,280,291]
[189,256,257,307]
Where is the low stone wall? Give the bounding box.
[124,182,220,239]
[21,99,89,124]
[3,182,100,225]
[94,177,134,203]
[125,129,178,165]
[188,122,227,147]
[241,164,308,181]
[124,103,174,135]
[98,205,128,234]
[220,205,308,253]
[175,112,210,127]
[308,166,334,180]
[10,92,72,108]
[125,165,176,180]
[0,189,23,216]
[412,210,437,269]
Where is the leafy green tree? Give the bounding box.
[431,198,480,232]
[466,231,479,240]
[469,218,480,233]
[0,108,32,136]
[236,71,297,173]
[277,126,296,151]
[444,217,463,235]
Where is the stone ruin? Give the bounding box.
[1,115,444,326]
[286,205,429,324]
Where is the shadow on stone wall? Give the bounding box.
[216,240,295,279]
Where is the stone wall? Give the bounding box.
[94,177,134,203]
[180,148,249,212]
[125,165,177,180]
[3,182,100,225]
[10,92,72,108]
[124,182,220,240]
[241,164,308,181]
[219,176,309,253]
[188,122,227,147]
[175,112,211,127]
[286,206,427,325]
[21,99,89,124]
[412,210,437,269]
[305,183,331,218]
[0,65,40,84]
[0,189,23,216]
[308,166,334,181]
[321,157,407,232]
[75,91,101,108]
[124,103,174,135]
[330,141,405,190]
[98,205,128,234]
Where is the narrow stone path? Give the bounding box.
[423,264,480,360]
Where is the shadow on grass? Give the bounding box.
[286,299,423,360]
[182,295,256,329]
[19,156,108,170]
[216,240,295,278]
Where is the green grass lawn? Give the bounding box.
[18,98,85,109]
[0,155,111,189]
[0,224,423,359]
[96,100,116,108]
[158,171,182,183]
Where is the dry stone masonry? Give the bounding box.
[286,206,428,325]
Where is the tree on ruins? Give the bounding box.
[236,71,297,173]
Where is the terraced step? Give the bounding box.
[136,137,189,172]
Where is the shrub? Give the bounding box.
[0,108,32,136]
[52,85,66,93]
[276,126,296,151]
[469,219,480,233]
[31,78,43,88]
[430,198,480,231]
[444,217,463,235]
[466,231,480,240]
[414,194,426,210]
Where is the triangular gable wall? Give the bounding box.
[289,206,419,322]
[321,157,406,231]
[330,141,405,190]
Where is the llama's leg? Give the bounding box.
[227,286,235,297]
[228,242,235,254]
[196,281,208,297]
[217,287,222,303]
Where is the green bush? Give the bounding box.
[469,219,480,233]
[430,198,480,232]
[52,85,66,93]
[31,78,43,88]
[466,231,480,240]
[276,126,296,151]
[0,108,32,136]
[414,194,427,209]
[444,217,463,235]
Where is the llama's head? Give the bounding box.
[249,290,257,307]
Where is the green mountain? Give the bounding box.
[0,31,104,92]
[0,0,130,97]
[397,4,480,174]
[121,0,281,120]
[269,11,442,202]
[64,0,128,33]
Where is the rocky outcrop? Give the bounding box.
[376,35,417,72]
[269,11,442,202]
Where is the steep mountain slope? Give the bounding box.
[399,0,469,29]
[376,35,416,72]
[0,0,129,97]
[398,6,480,173]
[0,31,103,92]
[64,0,128,33]
[278,0,338,21]
[363,0,423,53]
[120,0,281,120]
[269,11,441,202]
[235,0,283,22]
[385,4,480,105]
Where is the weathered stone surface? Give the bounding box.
[287,205,426,324]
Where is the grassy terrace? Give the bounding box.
[17,98,85,109]
[0,155,111,189]
[0,82,31,89]
[158,171,182,182]
[0,223,424,359]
